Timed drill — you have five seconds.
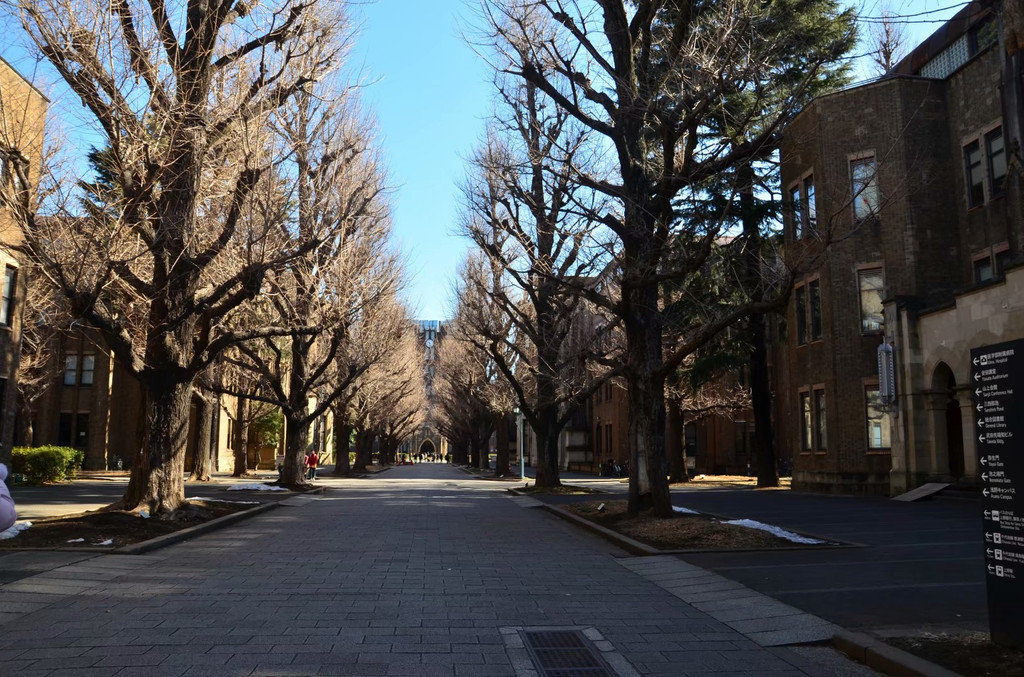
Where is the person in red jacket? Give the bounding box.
[305,450,319,481]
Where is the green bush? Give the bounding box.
[11,446,84,484]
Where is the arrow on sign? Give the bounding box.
[980,434,986,444]
[985,510,992,518]
[989,564,996,574]
[983,473,989,482]
[984,488,991,497]
[973,357,980,366]
[977,403,984,412]
[977,388,984,397]
[981,456,989,466]
[988,548,994,557]
[979,419,987,428]
[987,532,993,541]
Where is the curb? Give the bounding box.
[538,504,659,556]
[833,630,962,677]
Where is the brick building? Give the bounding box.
[775,1,1023,494]
[0,57,47,467]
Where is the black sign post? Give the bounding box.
[972,338,1024,648]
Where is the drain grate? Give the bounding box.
[521,630,613,677]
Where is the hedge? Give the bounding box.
[11,446,85,484]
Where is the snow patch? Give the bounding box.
[190,497,260,504]
[227,484,287,492]
[672,506,700,515]
[66,538,85,543]
[97,539,114,546]
[0,521,31,540]
[722,519,825,544]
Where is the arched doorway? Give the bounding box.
[419,439,436,459]
[931,362,964,479]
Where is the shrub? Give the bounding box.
[11,446,84,484]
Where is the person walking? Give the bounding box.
[305,450,319,481]
[0,463,16,532]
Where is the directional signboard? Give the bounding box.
[972,338,1024,648]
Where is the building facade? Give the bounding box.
[0,57,47,467]
[775,1,1023,494]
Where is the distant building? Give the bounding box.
[402,320,448,459]
[774,1,1023,494]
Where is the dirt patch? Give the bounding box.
[565,500,803,550]
[671,475,792,490]
[0,501,256,550]
[888,633,1024,677]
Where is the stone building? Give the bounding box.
[26,328,237,471]
[401,320,448,460]
[0,57,47,467]
[775,1,1023,494]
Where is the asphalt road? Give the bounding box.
[542,486,985,636]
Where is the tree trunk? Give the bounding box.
[738,164,779,488]
[333,421,352,476]
[624,279,672,517]
[534,427,562,488]
[666,397,688,483]
[119,379,192,514]
[189,394,214,481]
[479,433,490,470]
[750,312,778,487]
[352,429,369,472]
[494,414,510,477]
[280,414,309,485]
[232,397,248,477]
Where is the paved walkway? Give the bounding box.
[0,464,876,676]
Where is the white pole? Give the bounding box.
[519,412,525,481]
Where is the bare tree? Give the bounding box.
[210,51,398,487]
[868,7,909,75]
[0,0,356,514]
[482,0,855,516]
[434,278,510,470]
[459,69,612,486]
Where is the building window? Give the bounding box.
[80,355,95,387]
[805,176,816,235]
[974,257,994,283]
[58,412,73,446]
[814,388,827,450]
[605,424,612,458]
[809,280,822,341]
[996,248,1011,276]
[1,266,16,327]
[858,269,884,333]
[964,140,984,207]
[63,355,78,386]
[795,285,807,345]
[851,157,878,220]
[790,184,802,239]
[865,387,892,450]
[986,127,1006,196]
[75,413,89,449]
[800,392,812,451]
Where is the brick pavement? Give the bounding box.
[0,464,878,676]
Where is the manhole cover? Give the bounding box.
[521,630,613,676]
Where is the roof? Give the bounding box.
[0,55,50,104]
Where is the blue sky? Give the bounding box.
[1,0,967,321]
